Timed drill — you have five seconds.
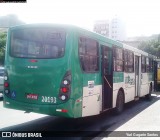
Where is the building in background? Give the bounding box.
[110,18,126,41]
[93,20,109,37]
[94,17,126,41]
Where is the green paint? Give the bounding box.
[4,24,123,118]
[4,25,83,118]
[3,97,75,118]
[113,72,124,83]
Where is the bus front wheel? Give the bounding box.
[115,90,124,115]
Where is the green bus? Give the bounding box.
[3,24,155,118]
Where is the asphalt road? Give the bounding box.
[0,92,160,140]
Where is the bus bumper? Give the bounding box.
[3,96,80,118]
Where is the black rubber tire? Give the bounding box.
[145,85,152,101]
[115,90,124,115]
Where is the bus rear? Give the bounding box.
[3,24,79,118]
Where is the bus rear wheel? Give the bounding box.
[115,90,124,115]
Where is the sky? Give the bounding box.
[0,0,160,37]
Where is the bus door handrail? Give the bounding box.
[104,75,112,89]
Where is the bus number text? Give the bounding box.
[41,96,56,103]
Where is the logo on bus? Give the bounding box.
[11,91,16,98]
[125,76,135,85]
[88,81,94,88]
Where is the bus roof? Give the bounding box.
[9,23,122,47]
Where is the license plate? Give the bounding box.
[26,93,38,100]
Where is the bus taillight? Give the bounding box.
[4,82,9,87]
[4,89,9,94]
[63,79,70,85]
[59,70,71,101]
[60,94,68,101]
[4,76,8,81]
[4,70,10,95]
[61,87,69,93]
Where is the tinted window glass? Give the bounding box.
[146,58,153,72]
[113,47,123,72]
[141,56,146,73]
[124,50,134,73]
[79,37,99,72]
[11,28,66,58]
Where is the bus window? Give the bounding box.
[124,50,134,73]
[79,37,99,72]
[10,28,66,59]
[141,56,146,73]
[146,57,150,72]
[146,58,153,72]
[103,47,112,75]
[113,47,123,72]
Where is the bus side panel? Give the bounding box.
[82,85,102,117]
[75,31,102,117]
[124,73,135,103]
[70,31,83,118]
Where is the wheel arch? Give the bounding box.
[118,87,125,103]
[114,87,125,114]
[113,87,125,108]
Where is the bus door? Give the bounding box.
[135,55,140,97]
[101,45,113,110]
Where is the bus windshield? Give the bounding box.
[10,28,66,59]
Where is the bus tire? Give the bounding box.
[145,85,152,101]
[114,90,124,115]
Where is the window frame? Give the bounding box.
[113,46,124,72]
[146,58,153,73]
[78,36,99,73]
[10,28,66,59]
[124,49,134,73]
[141,55,146,73]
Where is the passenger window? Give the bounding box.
[113,47,123,72]
[141,56,146,73]
[146,58,153,72]
[79,37,99,72]
[124,50,134,73]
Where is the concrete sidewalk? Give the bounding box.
[95,93,160,140]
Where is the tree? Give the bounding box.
[0,31,7,65]
[138,34,160,58]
